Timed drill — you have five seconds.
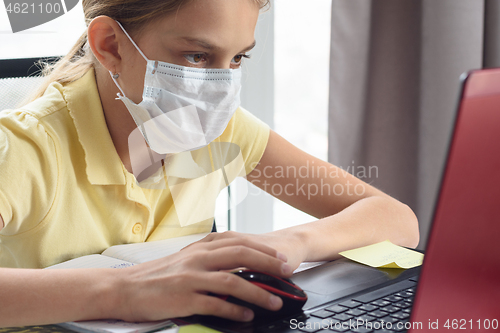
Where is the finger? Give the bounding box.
[196,232,218,242]
[196,231,237,242]
[180,232,222,251]
[193,294,255,322]
[201,271,283,312]
[203,246,293,277]
[194,236,288,262]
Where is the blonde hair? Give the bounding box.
[32,0,270,100]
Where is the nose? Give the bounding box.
[210,58,233,69]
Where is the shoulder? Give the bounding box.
[0,80,70,154]
[0,108,60,236]
[3,80,67,120]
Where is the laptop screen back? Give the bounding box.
[409,69,500,332]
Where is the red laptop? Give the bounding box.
[185,69,500,333]
[408,68,500,332]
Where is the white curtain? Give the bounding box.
[328,0,495,248]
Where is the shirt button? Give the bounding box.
[132,223,142,234]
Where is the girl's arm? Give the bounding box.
[0,267,119,327]
[0,238,290,327]
[200,130,419,270]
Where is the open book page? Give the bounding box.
[102,233,210,264]
[46,254,135,269]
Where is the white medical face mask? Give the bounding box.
[110,22,242,154]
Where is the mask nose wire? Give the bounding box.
[110,21,151,99]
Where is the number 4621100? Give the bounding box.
[443,319,498,330]
[5,2,62,14]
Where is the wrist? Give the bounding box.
[270,226,310,266]
[291,225,311,263]
[92,268,128,321]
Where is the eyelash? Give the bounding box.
[184,53,251,66]
[233,54,251,64]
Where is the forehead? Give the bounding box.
[144,0,259,51]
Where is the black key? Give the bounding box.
[390,311,410,320]
[346,308,366,316]
[326,304,348,313]
[353,281,416,303]
[298,326,322,333]
[326,318,342,325]
[299,317,331,333]
[394,322,408,332]
[359,304,378,312]
[296,313,310,321]
[381,305,400,314]
[406,287,416,293]
[383,295,403,303]
[378,316,399,324]
[358,314,376,322]
[330,323,350,332]
[394,291,413,298]
[402,308,412,314]
[393,301,411,309]
[332,313,353,321]
[338,300,362,308]
[352,327,374,333]
[371,300,391,307]
[369,310,388,318]
[311,309,334,319]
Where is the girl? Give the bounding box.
[0,0,419,327]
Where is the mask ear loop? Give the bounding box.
[109,20,151,100]
[115,21,150,62]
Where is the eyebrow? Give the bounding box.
[180,37,256,53]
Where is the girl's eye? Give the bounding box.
[231,54,250,66]
[184,54,207,65]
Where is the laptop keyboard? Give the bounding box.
[261,278,418,333]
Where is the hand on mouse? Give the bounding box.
[108,237,290,323]
[191,231,308,272]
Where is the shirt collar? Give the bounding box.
[62,69,126,185]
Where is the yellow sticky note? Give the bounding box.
[339,240,424,269]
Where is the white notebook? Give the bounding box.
[47,233,210,333]
[47,233,210,270]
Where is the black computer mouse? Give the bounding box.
[216,269,308,319]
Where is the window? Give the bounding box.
[273,0,331,230]
[0,4,86,59]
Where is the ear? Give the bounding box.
[87,16,126,73]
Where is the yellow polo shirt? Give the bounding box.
[0,69,270,268]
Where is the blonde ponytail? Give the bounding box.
[31,31,93,101]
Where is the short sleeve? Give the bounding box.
[0,110,58,236]
[218,107,270,175]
